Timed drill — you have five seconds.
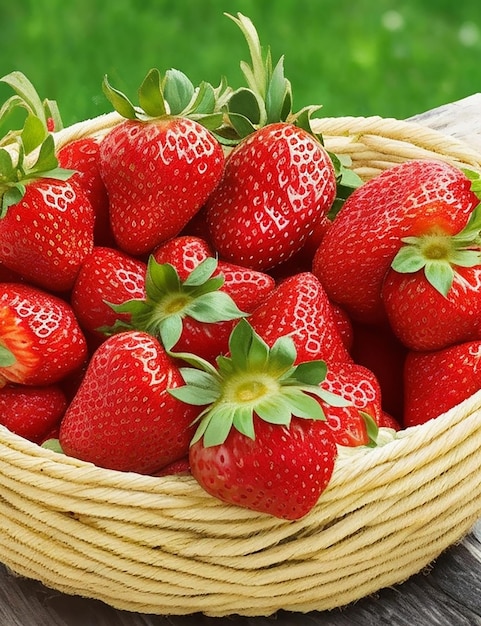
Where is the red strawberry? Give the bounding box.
[403,340,481,427]
[98,70,225,256]
[247,272,351,366]
[319,361,382,447]
[0,383,67,443]
[170,320,340,519]
[57,136,113,246]
[58,330,200,474]
[205,122,336,272]
[381,203,481,351]
[382,264,481,352]
[111,244,271,363]
[313,160,480,324]
[0,134,95,292]
[0,283,88,387]
[71,246,147,340]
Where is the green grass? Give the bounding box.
[1,0,480,130]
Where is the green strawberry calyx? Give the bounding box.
[0,131,75,217]
[0,70,63,148]
[102,68,232,133]
[102,256,247,352]
[169,318,350,448]
[219,13,363,198]
[391,200,481,297]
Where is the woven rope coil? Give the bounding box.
[1,113,481,617]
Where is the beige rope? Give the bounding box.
[1,113,481,616]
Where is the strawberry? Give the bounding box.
[98,69,226,256]
[403,340,481,427]
[0,282,88,387]
[57,136,113,246]
[381,202,481,351]
[170,319,342,519]
[107,252,253,363]
[0,383,67,443]
[319,361,382,447]
[313,159,480,324]
[247,272,351,366]
[0,138,95,292]
[58,330,200,474]
[71,246,147,341]
[205,122,337,271]
[382,264,481,352]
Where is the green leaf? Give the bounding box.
[450,248,481,267]
[226,111,257,139]
[232,405,255,439]
[310,386,351,407]
[255,397,292,425]
[228,88,263,126]
[28,133,58,174]
[228,319,255,369]
[1,184,25,215]
[183,257,218,287]
[186,291,246,323]
[391,245,427,274]
[202,404,235,447]
[0,344,16,367]
[361,411,379,446]
[163,69,195,115]
[146,259,181,298]
[158,315,183,351]
[169,383,218,406]
[102,75,138,120]
[41,438,64,454]
[424,261,454,297]
[138,68,167,118]
[293,360,327,386]
[189,81,216,115]
[265,56,290,124]
[20,114,47,154]
[267,335,297,375]
[283,388,326,420]
[0,71,47,125]
[0,148,15,183]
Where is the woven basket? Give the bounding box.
[2,113,481,617]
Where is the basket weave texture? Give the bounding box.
[2,113,481,617]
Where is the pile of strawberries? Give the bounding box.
[1,14,481,521]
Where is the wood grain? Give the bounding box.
[1,96,481,626]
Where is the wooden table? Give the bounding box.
[1,95,481,626]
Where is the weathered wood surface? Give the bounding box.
[1,95,481,626]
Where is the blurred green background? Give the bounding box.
[1,0,480,130]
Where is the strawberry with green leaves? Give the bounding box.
[403,340,481,427]
[0,283,88,387]
[58,330,200,474]
[382,203,481,351]
[98,69,227,256]
[204,13,359,273]
[0,383,67,443]
[0,129,95,292]
[153,234,276,318]
[313,159,480,324]
[170,319,344,519]
[247,271,352,366]
[106,254,251,363]
[206,122,337,271]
